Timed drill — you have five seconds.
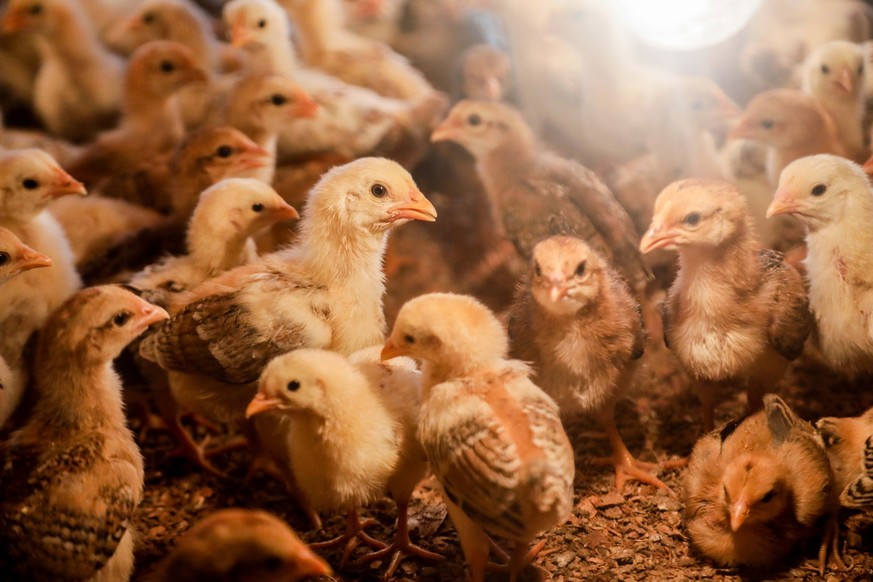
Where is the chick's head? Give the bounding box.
[127,40,207,98]
[40,285,168,365]
[305,157,436,234]
[768,154,869,231]
[459,44,511,101]
[224,0,288,49]
[111,0,200,54]
[729,90,824,148]
[0,226,52,284]
[640,179,749,254]
[228,75,319,130]
[194,178,299,238]
[383,292,508,373]
[177,127,272,185]
[2,0,62,35]
[802,40,865,100]
[530,236,605,316]
[658,76,740,131]
[431,100,531,160]
[722,452,789,532]
[0,149,86,221]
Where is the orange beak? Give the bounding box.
[388,189,437,222]
[237,143,272,170]
[729,500,750,532]
[862,155,873,175]
[833,67,854,94]
[17,247,53,272]
[380,337,407,361]
[431,118,463,143]
[230,14,254,48]
[483,76,502,101]
[727,118,754,140]
[246,392,283,418]
[766,187,802,218]
[547,281,567,303]
[134,302,170,332]
[182,67,209,85]
[286,544,332,578]
[1,7,29,33]
[639,223,677,254]
[270,200,300,221]
[290,91,319,119]
[48,169,87,198]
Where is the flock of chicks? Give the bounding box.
[1,0,873,580]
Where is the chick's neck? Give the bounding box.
[677,219,760,292]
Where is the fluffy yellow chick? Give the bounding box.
[152,509,331,582]
[382,292,575,582]
[0,285,168,581]
[684,394,838,572]
[641,179,811,431]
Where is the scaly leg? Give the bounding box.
[358,501,444,579]
[444,497,489,582]
[310,509,387,568]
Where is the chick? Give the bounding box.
[139,157,436,425]
[684,394,838,571]
[640,179,811,431]
[508,235,670,492]
[457,44,512,102]
[0,227,52,429]
[68,40,208,188]
[151,509,331,582]
[0,285,169,581]
[248,347,438,572]
[1,0,123,141]
[801,40,867,162]
[382,292,575,582]
[767,154,873,376]
[0,149,84,372]
[817,407,873,509]
[729,89,850,187]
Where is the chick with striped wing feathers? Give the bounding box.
[640,179,811,432]
[817,407,873,509]
[431,99,660,342]
[684,395,841,572]
[0,285,168,582]
[383,293,574,582]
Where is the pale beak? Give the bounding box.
[639,223,676,254]
[48,170,87,198]
[730,500,750,532]
[547,281,567,302]
[18,248,53,272]
[833,67,854,94]
[727,119,753,140]
[766,188,801,218]
[389,190,437,222]
[182,67,209,84]
[431,119,463,143]
[238,143,272,170]
[484,77,502,101]
[863,155,873,175]
[135,303,170,331]
[270,201,300,221]
[246,392,283,418]
[290,92,320,118]
[286,544,332,578]
[381,337,406,361]
[230,15,254,48]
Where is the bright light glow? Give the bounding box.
[614,0,763,51]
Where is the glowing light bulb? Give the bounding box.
[615,0,763,51]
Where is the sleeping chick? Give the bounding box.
[382,292,575,582]
[767,154,873,377]
[0,285,168,581]
[151,509,331,582]
[817,407,873,509]
[684,394,838,572]
[641,179,811,431]
[508,235,669,492]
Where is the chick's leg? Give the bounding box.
[591,402,674,494]
[310,509,388,568]
[444,497,489,582]
[696,380,720,433]
[358,501,444,578]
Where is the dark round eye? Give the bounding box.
[216,145,233,158]
[534,262,542,277]
[370,183,387,198]
[113,311,131,327]
[403,334,415,344]
[575,261,586,277]
[811,183,827,196]
[160,60,175,73]
[262,555,283,571]
[22,178,39,190]
[821,63,830,74]
[142,12,155,24]
[684,212,702,226]
[467,113,482,126]
[257,18,267,28]
[761,119,774,129]
[286,380,300,392]
[251,203,263,212]
[0,253,9,266]
[29,4,43,15]
[270,94,287,106]
[761,490,776,503]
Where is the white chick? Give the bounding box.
[801,40,868,162]
[382,292,575,582]
[767,154,873,376]
[0,285,168,581]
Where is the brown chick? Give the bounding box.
[432,99,658,340]
[382,292,575,582]
[729,89,851,187]
[151,509,331,582]
[508,235,671,493]
[68,40,208,188]
[0,285,169,581]
[683,394,839,572]
[817,407,873,509]
[640,179,811,432]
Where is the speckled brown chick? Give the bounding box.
[640,179,811,432]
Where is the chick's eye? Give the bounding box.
[761,490,776,503]
[29,4,42,15]
[761,119,774,129]
[575,261,586,277]
[261,555,283,571]
[112,311,131,327]
[404,334,415,344]
[159,60,175,73]
[286,380,300,392]
[142,12,154,24]
[370,183,387,198]
[821,64,830,74]
[257,18,267,28]
[534,262,542,277]
[0,253,9,266]
[270,94,287,106]
[467,113,482,126]
[22,178,39,190]
[683,212,702,226]
[216,145,233,158]
[811,183,827,196]
[251,203,263,212]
